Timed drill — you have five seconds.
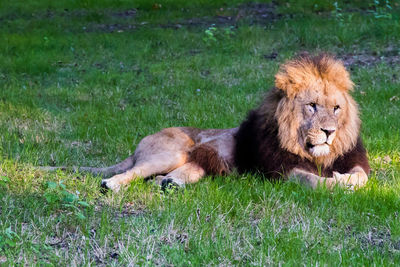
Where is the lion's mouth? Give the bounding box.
[306,142,330,157]
[306,141,330,148]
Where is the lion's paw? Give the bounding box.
[332,171,366,189]
[160,177,184,192]
[101,178,121,192]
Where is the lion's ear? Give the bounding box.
[274,64,309,97]
[274,71,287,92]
[322,59,354,92]
[274,69,297,97]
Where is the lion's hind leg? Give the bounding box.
[101,127,195,191]
[154,143,229,190]
[155,162,206,190]
[101,151,188,191]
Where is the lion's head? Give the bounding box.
[272,54,360,167]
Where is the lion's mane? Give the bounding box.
[234,54,370,178]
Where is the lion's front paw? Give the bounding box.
[332,171,367,189]
[101,178,121,192]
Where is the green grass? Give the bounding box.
[1,0,400,265]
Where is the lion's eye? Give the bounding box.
[334,105,340,111]
[308,102,317,111]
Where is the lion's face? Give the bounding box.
[273,54,360,166]
[296,86,347,158]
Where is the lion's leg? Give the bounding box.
[332,166,368,189]
[101,152,188,191]
[289,168,338,189]
[289,166,368,190]
[101,127,196,192]
[155,162,206,189]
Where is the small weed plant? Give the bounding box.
[44,179,90,220]
[332,2,344,24]
[370,0,393,19]
[0,227,20,252]
[203,24,235,46]
[0,176,9,189]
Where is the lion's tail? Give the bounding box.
[39,155,135,178]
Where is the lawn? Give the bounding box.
[0,0,400,265]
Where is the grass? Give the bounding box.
[1,0,400,265]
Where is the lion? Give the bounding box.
[43,54,370,191]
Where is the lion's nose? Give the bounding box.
[321,128,335,137]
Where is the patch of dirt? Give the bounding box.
[159,229,189,248]
[262,49,400,67]
[357,227,400,251]
[47,8,138,20]
[341,54,400,67]
[161,2,278,29]
[111,9,137,18]
[85,3,278,32]
[237,2,279,23]
[263,51,279,60]
[340,48,400,67]
[119,202,146,217]
[84,23,137,33]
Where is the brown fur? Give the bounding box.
[189,144,229,175]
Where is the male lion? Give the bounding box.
[45,54,370,191]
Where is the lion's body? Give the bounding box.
[47,54,371,191]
